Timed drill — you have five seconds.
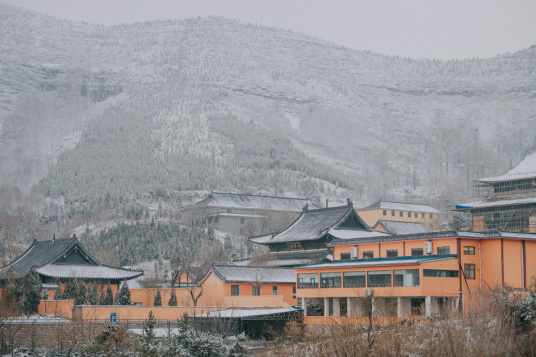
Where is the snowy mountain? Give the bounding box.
[1,3,535,218]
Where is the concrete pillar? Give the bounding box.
[324,297,330,317]
[425,296,432,317]
[397,297,411,317]
[302,298,307,316]
[333,298,340,317]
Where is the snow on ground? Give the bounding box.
[2,314,72,324]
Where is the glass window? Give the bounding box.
[464,264,476,279]
[252,285,260,296]
[321,272,341,288]
[343,272,366,288]
[423,269,458,278]
[437,246,450,255]
[464,246,475,255]
[414,213,418,218]
[368,271,392,287]
[240,217,245,224]
[391,210,395,216]
[208,217,212,224]
[386,250,398,258]
[408,212,412,217]
[363,251,374,259]
[399,211,403,217]
[214,217,219,223]
[411,248,423,256]
[394,269,420,287]
[231,285,239,296]
[383,210,387,216]
[429,213,433,219]
[298,273,318,289]
[273,286,278,295]
[340,253,351,260]
[421,213,425,219]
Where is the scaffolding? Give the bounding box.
[467,172,536,233]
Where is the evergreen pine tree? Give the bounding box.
[86,285,98,305]
[115,281,132,305]
[98,286,107,305]
[76,281,87,305]
[104,284,114,305]
[154,289,162,306]
[22,267,42,315]
[63,280,78,300]
[54,285,63,300]
[168,288,177,306]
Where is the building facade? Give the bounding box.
[357,200,441,230]
[457,151,536,233]
[295,230,536,324]
[179,192,316,236]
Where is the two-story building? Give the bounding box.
[357,200,442,231]
[295,230,536,325]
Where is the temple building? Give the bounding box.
[457,151,536,233]
[179,192,318,236]
[247,200,385,267]
[0,235,143,287]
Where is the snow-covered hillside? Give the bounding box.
[1,3,535,218]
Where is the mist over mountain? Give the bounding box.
[1,3,535,224]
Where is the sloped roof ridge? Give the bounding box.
[305,204,351,212]
[360,199,436,210]
[211,191,309,200]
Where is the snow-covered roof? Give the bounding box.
[194,308,298,319]
[456,196,536,210]
[374,220,430,235]
[207,213,265,218]
[199,192,317,211]
[206,265,296,284]
[328,228,390,240]
[250,205,370,244]
[0,236,142,281]
[37,263,143,281]
[358,200,441,214]
[477,151,536,183]
[329,230,536,246]
[232,258,313,267]
[296,255,457,270]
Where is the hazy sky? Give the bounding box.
[2,0,535,60]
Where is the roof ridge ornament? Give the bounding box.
[347,198,353,207]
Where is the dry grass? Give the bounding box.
[261,289,536,357]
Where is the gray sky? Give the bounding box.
[2,0,535,60]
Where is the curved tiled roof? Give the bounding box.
[374,220,430,235]
[477,151,536,183]
[37,264,142,280]
[250,205,365,244]
[1,237,143,281]
[205,265,296,284]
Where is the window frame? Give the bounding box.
[437,246,450,255]
[252,285,260,296]
[231,285,240,296]
[362,251,374,259]
[463,246,475,255]
[386,249,398,258]
[383,210,387,216]
[411,248,424,256]
[272,286,278,295]
[340,253,351,260]
[464,264,476,279]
